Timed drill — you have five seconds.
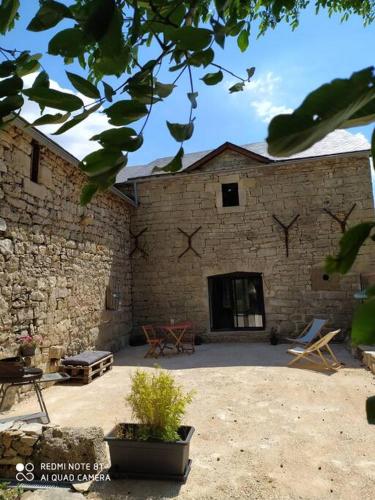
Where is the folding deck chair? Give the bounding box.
[287,318,328,345]
[287,329,342,371]
[142,325,165,358]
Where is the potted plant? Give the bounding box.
[17,334,42,357]
[105,368,194,482]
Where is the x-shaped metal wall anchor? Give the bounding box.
[178,227,202,259]
[323,203,356,233]
[130,228,148,257]
[272,214,300,258]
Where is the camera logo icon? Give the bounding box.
[16,463,34,482]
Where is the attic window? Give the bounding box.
[222,183,239,207]
[30,140,40,183]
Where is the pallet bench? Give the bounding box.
[59,351,113,385]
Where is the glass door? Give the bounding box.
[208,273,265,331]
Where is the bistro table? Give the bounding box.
[159,321,193,354]
[0,371,70,424]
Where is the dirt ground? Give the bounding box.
[3,343,375,500]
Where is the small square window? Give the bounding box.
[221,183,239,207]
[30,140,40,183]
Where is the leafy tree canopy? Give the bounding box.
[0,0,373,204]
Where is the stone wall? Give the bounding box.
[128,150,375,340]
[0,422,106,479]
[0,124,133,372]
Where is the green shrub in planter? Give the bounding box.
[125,369,194,442]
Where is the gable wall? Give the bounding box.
[129,150,374,340]
[0,124,133,371]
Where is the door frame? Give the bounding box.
[208,272,266,332]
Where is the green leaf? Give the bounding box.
[166,26,212,51]
[16,58,40,77]
[154,82,175,99]
[27,0,72,31]
[103,82,115,102]
[366,396,375,425]
[267,67,375,157]
[0,75,23,97]
[340,100,375,128]
[188,48,214,68]
[0,94,23,118]
[0,0,19,34]
[246,67,255,80]
[351,298,375,345]
[80,183,98,205]
[0,60,16,78]
[153,146,184,173]
[212,20,226,48]
[167,121,194,142]
[104,100,148,126]
[54,103,101,135]
[66,71,100,99]
[325,222,375,274]
[187,92,198,109]
[237,29,249,52]
[84,0,116,41]
[229,82,245,93]
[32,112,70,126]
[80,148,124,177]
[201,70,223,86]
[32,71,50,89]
[91,127,143,152]
[23,87,84,112]
[48,28,87,58]
[91,6,127,76]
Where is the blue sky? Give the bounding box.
[2,1,374,166]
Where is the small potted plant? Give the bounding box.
[105,368,194,482]
[18,334,42,357]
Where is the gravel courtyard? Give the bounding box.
[3,343,375,500]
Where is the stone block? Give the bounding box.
[33,426,107,478]
[49,345,65,359]
[23,178,47,200]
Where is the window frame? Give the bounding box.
[221,182,240,207]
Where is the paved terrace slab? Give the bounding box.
[2,343,375,500]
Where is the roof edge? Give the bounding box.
[184,141,272,172]
[120,148,370,183]
[11,116,137,207]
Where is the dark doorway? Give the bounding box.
[208,272,265,331]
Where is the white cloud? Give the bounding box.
[250,100,292,124]
[226,71,292,124]
[21,74,107,159]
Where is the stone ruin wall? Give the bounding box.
[0,124,133,375]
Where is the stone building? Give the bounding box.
[0,117,134,369]
[117,131,374,341]
[0,118,374,358]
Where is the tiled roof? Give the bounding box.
[116,130,370,183]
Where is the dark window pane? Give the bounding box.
[222,183,239,207]
[30,140,40,183]
[208,272,265,331]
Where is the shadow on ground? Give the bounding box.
[112,343,360,375]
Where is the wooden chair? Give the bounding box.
[287,329,342,371]
[180,322,195,354]
[142,325,165,358]
[286,318,328,346]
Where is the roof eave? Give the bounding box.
[11,116,137,207]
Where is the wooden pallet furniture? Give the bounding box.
[59,351,113,384]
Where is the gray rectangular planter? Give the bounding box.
[105,424,194,482]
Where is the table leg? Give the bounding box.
[0,384,12,412]
[33,381,50,424]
